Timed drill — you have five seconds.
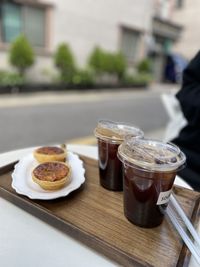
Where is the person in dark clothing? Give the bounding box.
[171,51,200,191]
[164,55,176,83]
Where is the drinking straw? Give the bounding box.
[166,197,200,265]
[171,194,200,247]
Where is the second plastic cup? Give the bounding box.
[94,120,144,191]
[118,137,186,228]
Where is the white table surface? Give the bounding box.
[0,144,199,267]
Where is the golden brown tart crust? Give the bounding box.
[33,162,69,181]
[32,162,71,190]
[33,146,67,163]
[36,147,64,155]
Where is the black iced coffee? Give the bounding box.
[118,137,186,227]
[94,120,143,191]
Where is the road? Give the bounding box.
[0,89,170,153]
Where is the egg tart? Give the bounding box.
[32,161,71,190]
[33,146,67,163]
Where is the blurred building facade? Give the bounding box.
[0,0,187,82]
[172,0,200,59]
[151,0,183,82]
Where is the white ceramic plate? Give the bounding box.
[11,151,85,200]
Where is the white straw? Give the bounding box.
[170,194,200,247]
[166,206,200,265]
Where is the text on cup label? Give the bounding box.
[157,189,172,205]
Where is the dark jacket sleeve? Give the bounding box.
[176,51,200,127]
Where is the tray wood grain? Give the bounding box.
[0,155,199,267]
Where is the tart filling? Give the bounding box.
[33,146,67,163]
[36,146,65,155]
[32,162,71,190]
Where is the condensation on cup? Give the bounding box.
[118,137,186,228]
[94,120,144,191]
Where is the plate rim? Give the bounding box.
[11,151,85,200]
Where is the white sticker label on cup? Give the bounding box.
[156,189,172,205]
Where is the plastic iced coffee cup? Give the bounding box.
[94,120,144,191]
[118,137,186,228]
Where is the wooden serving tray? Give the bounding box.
[0,156,199,267]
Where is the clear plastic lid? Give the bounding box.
[118,137,186,172]
[94,120,144,144]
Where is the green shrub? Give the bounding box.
[123,72,153,86]
[88,47,105,74]
[54,43,76,82]
[88,47,126,81]
[112,52,126,79]
[0,70,24,86]
[137,58,152,74]
[9,35,34,76]
[101,52,113,74]
[72,69,95,86]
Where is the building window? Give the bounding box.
[0,2,46,48]
[2,3,22,43]
[23,6,45,47]
[121,28,140,62]
[176,0,184,8]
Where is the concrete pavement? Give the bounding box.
[0,84,177,148]
[68,126,166,145]
[0,83,179,108]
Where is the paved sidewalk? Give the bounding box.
[0,83,179,108]
[68,126,166,145]
[0,84,171,152]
